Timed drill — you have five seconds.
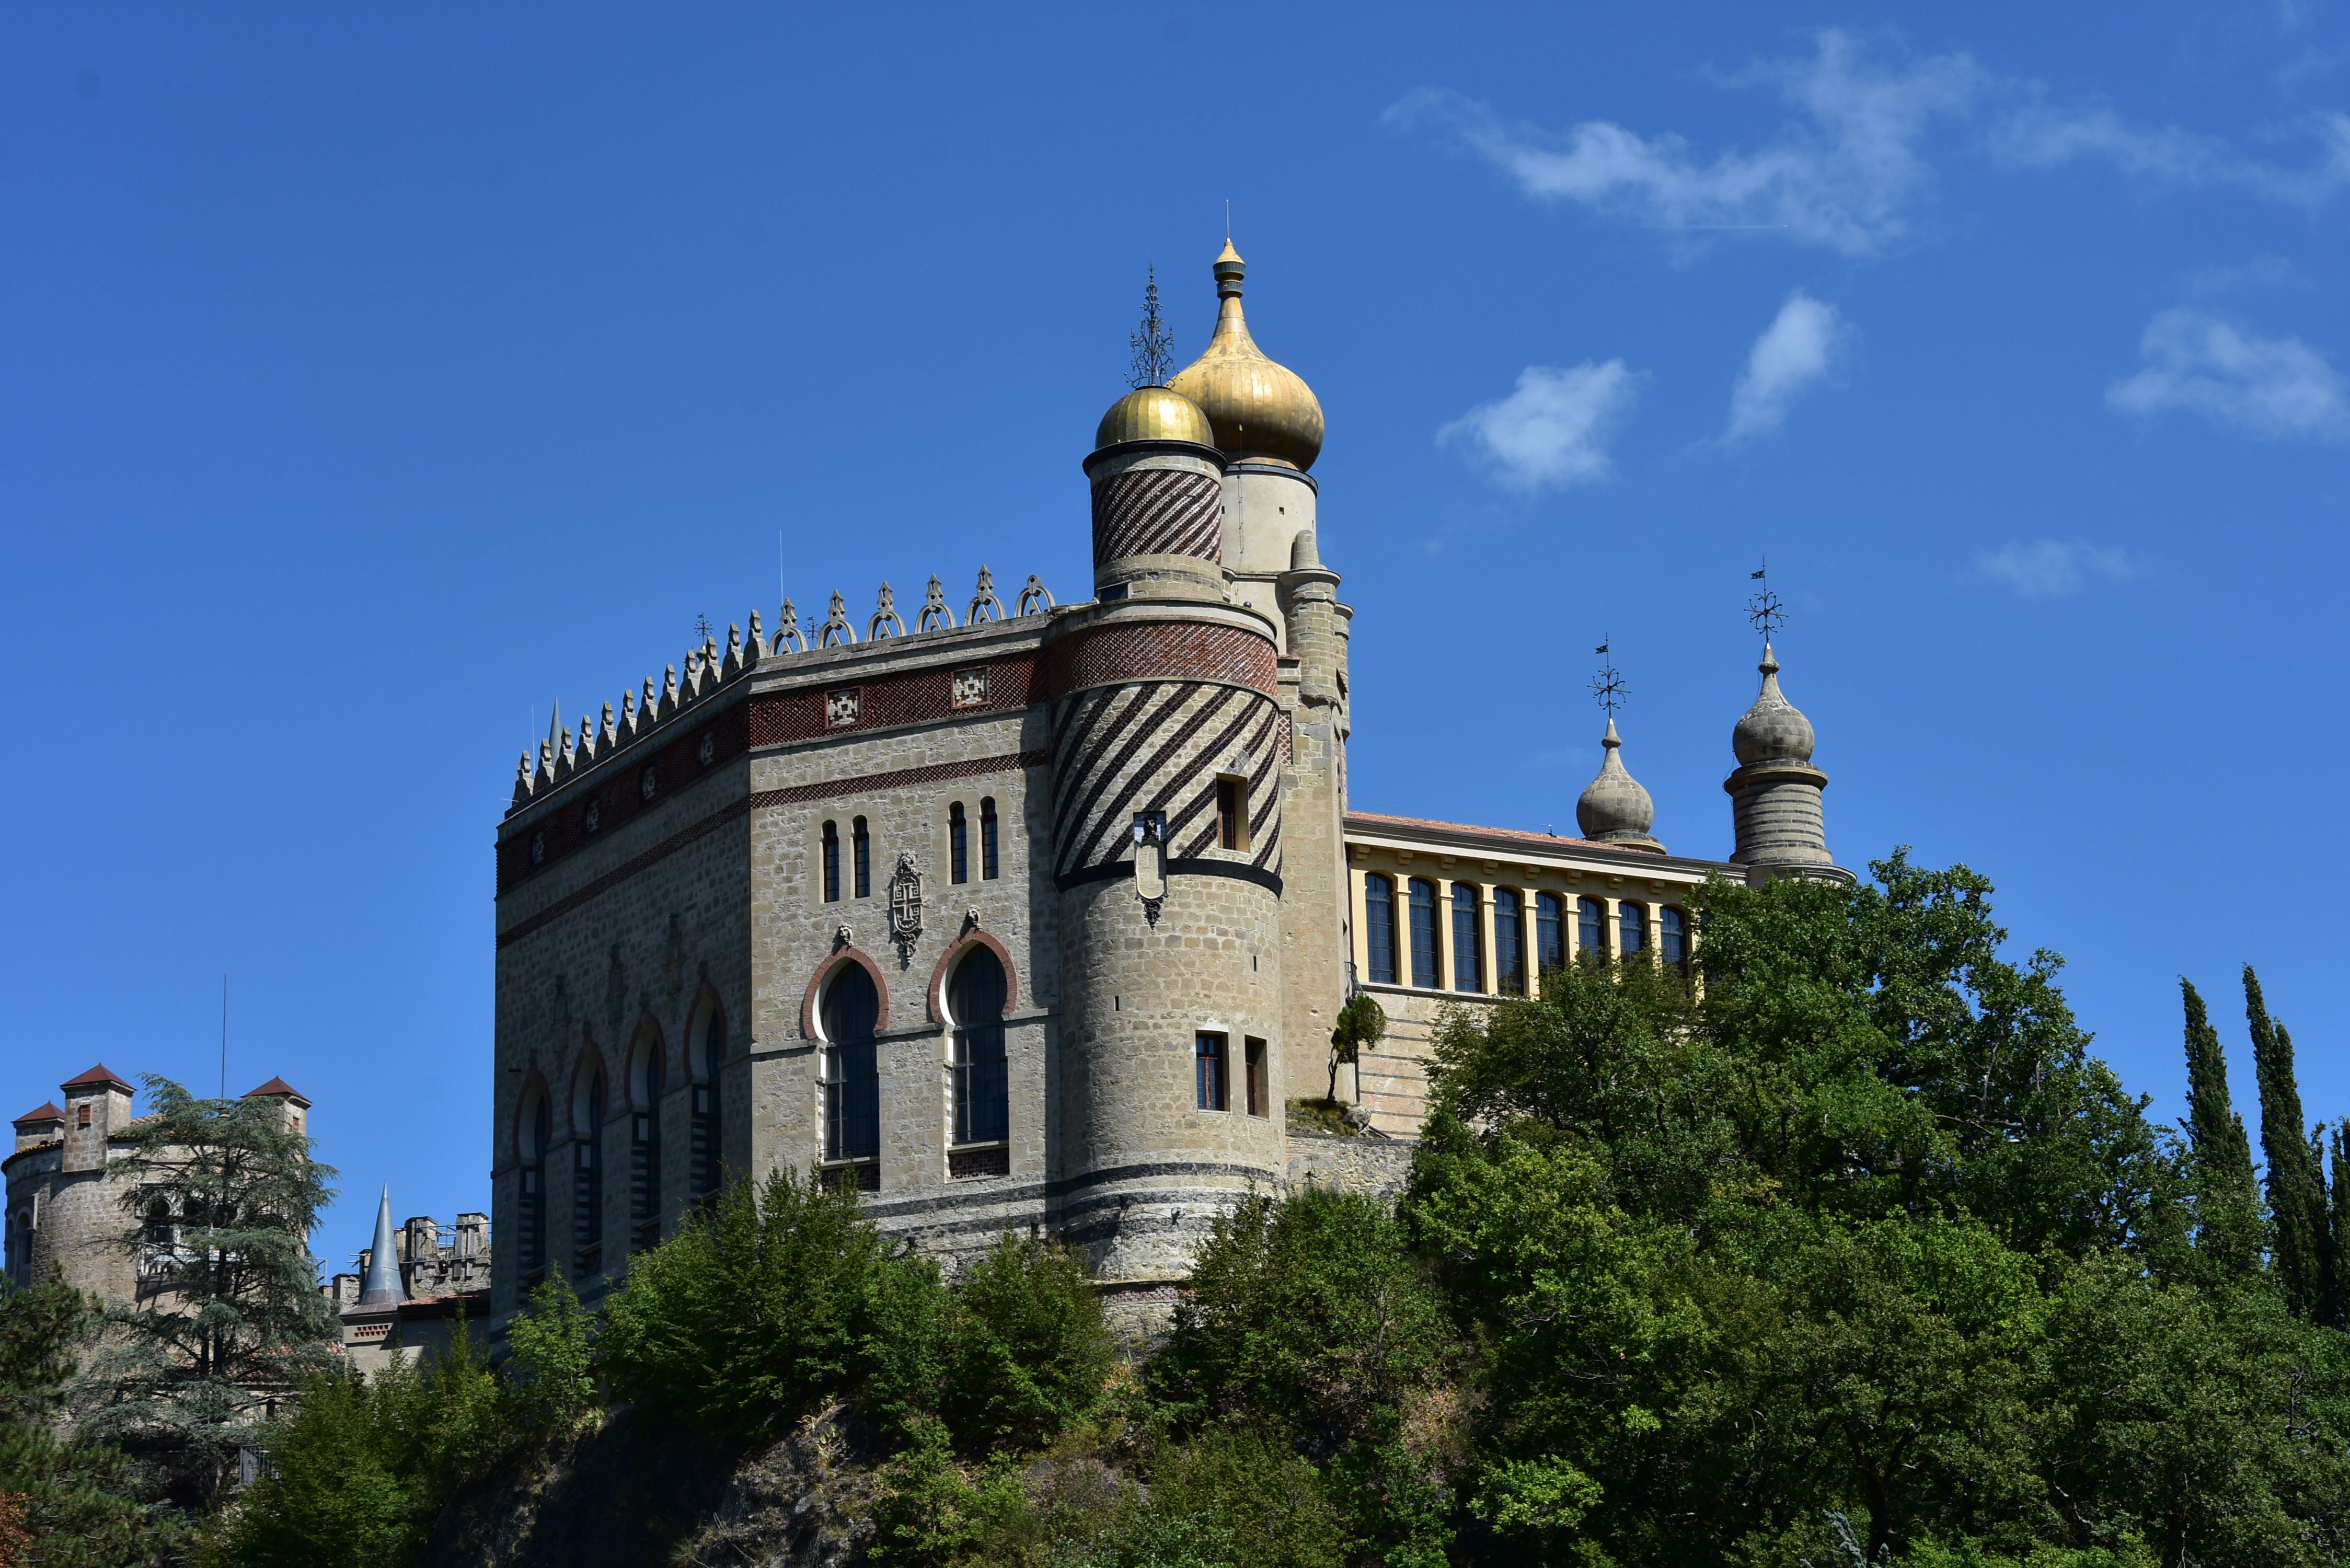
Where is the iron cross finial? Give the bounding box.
[1744,560,1786,643]
[1589,637,1627,718]
[1128,266,1175,389]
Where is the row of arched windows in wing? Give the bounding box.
[822,800,1000,904]
[512,994,728,1283]
[1362,875,1688,994]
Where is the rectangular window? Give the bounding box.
[1364,875,1397,985]
[853,816,872,898]
[950,802,969,885]
[1536,893,1565,975]
[1408,880,1440,988]
[1451,883,1483,993]
[1494,889,1525,996]
[1216,777,1245,850]
[1661,906,1688,973]
[822,822,840,903]
[1619,902,1648,957]
[1245,1038,1267,1117]
[954,1023,1009,1144]
[825,1043,881,1161]
[1195,1032,1228,1112]
[1577,896,1608,964]
[76,1104,90,1129]
[981,798,1000,879]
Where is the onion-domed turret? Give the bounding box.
[1723,642,1848,883]
[1095,384,1214,451]
[1731,644,1816,765]
[1168,241,1324,470]
[1576,718,1663,853]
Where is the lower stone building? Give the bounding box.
[488,241,1853,1333]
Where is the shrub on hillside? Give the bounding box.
[939,1233,1114,1457]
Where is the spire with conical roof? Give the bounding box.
[1577,717,1664,852]
[355,1186,406,1310]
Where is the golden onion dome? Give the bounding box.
[1166,240,1324,470]
[1095,383,1214,450]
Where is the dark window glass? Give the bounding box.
[981,798,1000,879]
[630,1042,662,1250]
[1408,879,1439,988]
[1452,883,1483,993]
[691,1010,725,1197]
[822,822,840,903]
[1245,1038,1266,1117]
[1494,889,1525,996]
[574,1073,604,1271]
[823,965,881,1161]
[1216,778,1242,850]
[1577,896,1608,964]
[1661,906,1688,972]
[1195,1033,1228,1111]
[950,803,969,885]
[1619,902,1646,956]
[522,1098,550,1273]
[1364,875,1397,985]
[952,947,1008,1145]
[1536,893,1565,974]
[853,817,871,899]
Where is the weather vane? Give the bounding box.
[1744,559,1786,644]
[1128,266,1175,389]
[694,612,714,645]
[1589,636,1626,719]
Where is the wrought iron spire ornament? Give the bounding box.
[1589,637,1627,718]
[1127,266,1175,389]
[1745,560,1787,644]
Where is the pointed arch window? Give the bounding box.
[951,946,1008,1146]
[823,964,881,1162]
[1363,874,1397,986]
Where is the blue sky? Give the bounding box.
[5,5,2345,1274]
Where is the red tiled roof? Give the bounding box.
[242,1076,308,1105]
[1346,811,1610,851]
[11,1102,64,1126]
[61,1064,134,1094]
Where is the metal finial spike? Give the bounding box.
[1128,266,1175,389]
[1589,637,1627,719]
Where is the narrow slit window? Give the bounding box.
[1244,1037,1267,1117]
[1195,1032,1228,1112]
[1364,874,1397,985]
[949,802,969,885]
[1494,889,1525,996]
[853,816,872,899]
[1536,893,1565,975]
[1216,777,1245,850]
[822,821,840,904]
[980,798,1000,880]
[1577,897,1609,964]
[1408,879,1439,988]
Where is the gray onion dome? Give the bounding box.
[1576,718,1664,852]
[1731,643,1816,765]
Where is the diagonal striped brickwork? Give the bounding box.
[1090,467,1222,565]
[1049,681,1285,883]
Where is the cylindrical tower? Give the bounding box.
[1050,375,1290,1289]
[1723,643,1852,884]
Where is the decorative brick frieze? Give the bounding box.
[1041,621,1276,701]
[749,656,1040,747]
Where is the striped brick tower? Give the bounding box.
[1047,379,1291,1300]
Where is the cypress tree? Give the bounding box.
[2331,1125,2350,1327]
[2245,965,2330,1320]
[2180,977,2263,1275]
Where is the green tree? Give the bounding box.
[2177,977,2264,1279]
[939,1232,1114,1457]
[2245,966,2330,1321]
[76,1078,337,1509]
[1328,994,1387,1106]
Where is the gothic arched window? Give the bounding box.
[951,946,1008,1145]
[1493,889,1525,996]
[823,964,881,1162]
[1408,879,1439,989]
[1364,874,1397,986]
[1535,893,1566,976]
[1451,883,1483,993]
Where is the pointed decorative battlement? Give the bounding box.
[504,564,1060,817]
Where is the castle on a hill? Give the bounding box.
[488,241,1850,1328]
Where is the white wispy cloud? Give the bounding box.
[1975,540,2146,598]
[1726,293,1848,441]
[1991,104,2350,206]
[1386,32,1980,256]
[2106,310,2350,441]
[1438,362,1643,493]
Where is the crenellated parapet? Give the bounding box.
[506,567,1057,816]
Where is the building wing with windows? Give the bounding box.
[489,242,1849,1329]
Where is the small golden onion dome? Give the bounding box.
[1095,384,1214,451]
[1167,241,1324,470]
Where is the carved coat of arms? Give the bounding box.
[888,852,923,966]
